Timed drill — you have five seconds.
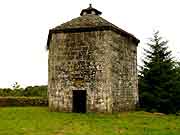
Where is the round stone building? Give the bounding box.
[47,5,140,113]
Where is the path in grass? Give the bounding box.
[0,107,180,135]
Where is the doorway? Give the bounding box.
[73,90,86,113]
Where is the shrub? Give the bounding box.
[23,85,47,97]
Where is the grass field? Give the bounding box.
[0,107,180,135]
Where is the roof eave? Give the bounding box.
[46,30,52,50]
[47,26,140,49]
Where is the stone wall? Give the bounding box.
[48,30,138,113]
[48,30,113,112]
[108,31,138,112]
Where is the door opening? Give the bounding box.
[73,90,86,113]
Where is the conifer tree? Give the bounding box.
[139,31,178,113]
[173,61,180,112]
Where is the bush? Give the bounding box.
[23,85,47,97]
[0,88,13,96]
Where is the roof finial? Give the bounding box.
[80,4,102,16]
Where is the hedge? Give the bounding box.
[0,97,48,107]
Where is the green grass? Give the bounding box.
[0,107,180,135]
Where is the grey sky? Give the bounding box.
[0,0,179,88]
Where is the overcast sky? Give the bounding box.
[0,0,179,88]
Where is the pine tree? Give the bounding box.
[173,61,180,113]
[139,31,178,114]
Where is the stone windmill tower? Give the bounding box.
[47,4,140,113]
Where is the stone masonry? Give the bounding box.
[47,5,140,113]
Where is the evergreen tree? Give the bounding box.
[139,31,178,114]
[173,61,180,112]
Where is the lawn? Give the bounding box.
[0,107,180,135]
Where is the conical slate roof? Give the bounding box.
[47,5,139,49]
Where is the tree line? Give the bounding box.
[0,84,47,98]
